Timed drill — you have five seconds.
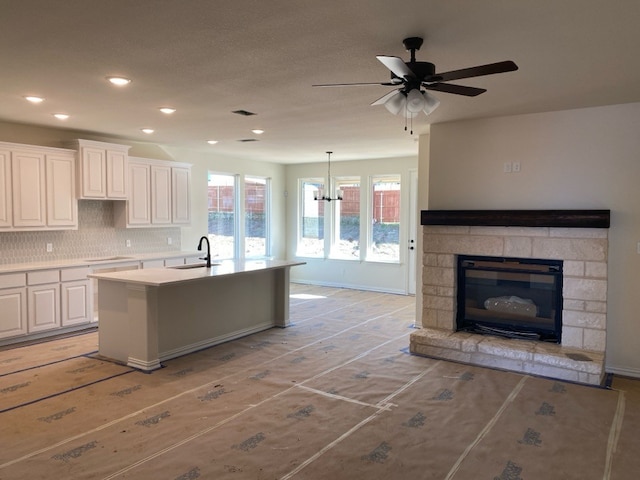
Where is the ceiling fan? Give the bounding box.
[313,37,518,125]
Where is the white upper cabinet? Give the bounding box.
[46,151,77,227]
[73,139,130,199]
[0,148,12,228]
[0,141,77,231]
[171,166,191,225]
[115,157,191,228]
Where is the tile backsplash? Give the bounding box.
[0,201,182,265]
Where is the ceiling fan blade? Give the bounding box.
[376,55,415,80]
[423,83,486,97]
[431,60,518,82]
[312,82,398,87]
[371,89,402,106]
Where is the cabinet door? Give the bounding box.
[151,165,172,224]
[28,283,60,333]
[106,149,128,199]
[171,166,191,224]
[0,148,11,228]
[0,288,27,339]
[12,150,46,227]
[80,146,107,198]
[61,280,90,326]
[46,152,77,227]
[128,162,151,225]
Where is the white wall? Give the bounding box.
[285,156,418,294]
[424,102,640,376]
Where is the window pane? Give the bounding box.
[298,180,324,257]
[333,179,360,259]
[369,176,401,262]
[208,173,235,259]
[245,176,268,257]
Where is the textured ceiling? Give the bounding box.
[1,0,640,164]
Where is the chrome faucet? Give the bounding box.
[197,235,211,267]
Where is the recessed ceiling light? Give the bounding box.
[207,140,218,145]
[24,96,44,103]
[159,107,176,114]
[106,76,132,86]
[141,128,154,134]
[252,129,264,135]
[53,113,70,120]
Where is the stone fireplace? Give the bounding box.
[409,210,610,385]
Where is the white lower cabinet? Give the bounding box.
[61,267,91,326]
[28,283,60,333]
[0,272,27,339]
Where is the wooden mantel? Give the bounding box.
[420,209,610,228]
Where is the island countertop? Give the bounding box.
[88,259,305,287]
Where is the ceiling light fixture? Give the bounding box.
[207,140,218,145]
[314,151,343,202]
[53,113,69,120]
[106,76,131,86]
[251,129,264,135]
[141,128,154,134]
[159,107,176,114]
[24,96,44,103]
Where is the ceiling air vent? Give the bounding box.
[232,109,256,116]
[237,138,259,142]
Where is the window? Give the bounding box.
[245,176,270,258]
[207,173,236,259]
[368,175,401,263]
[332,178,360,259]
[298,179,324,257]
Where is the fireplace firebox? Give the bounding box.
[456,255,563,342]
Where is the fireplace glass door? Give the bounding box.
[456,255,563,342]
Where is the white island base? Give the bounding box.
[91,259,304,371]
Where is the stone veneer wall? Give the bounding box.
[421,225,608,353]
[0,201,182,265]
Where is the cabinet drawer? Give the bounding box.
[0,273,27,289]
[27,269,60,285]
[61,266,90,282]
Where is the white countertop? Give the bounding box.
[88,259,305,286]
[0,251,200,274]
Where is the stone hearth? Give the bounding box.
[410,211,609,385]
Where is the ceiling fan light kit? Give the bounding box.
[313,36,517,130]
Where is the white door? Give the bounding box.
[407,169,418,295]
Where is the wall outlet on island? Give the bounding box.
[167,237,172,245]
[126,239,131,248]
[46,243,53,253]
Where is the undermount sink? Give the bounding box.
[83,255,135,262]
[169,263,219,269]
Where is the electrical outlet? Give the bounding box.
[167,237,172,245]
[503,162,512,173]
[512,162,521,173]
[126,239,131,248]
[46,243,53,253]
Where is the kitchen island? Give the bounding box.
[89,259,304,371]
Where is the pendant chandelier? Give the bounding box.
[313,151,343,202]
